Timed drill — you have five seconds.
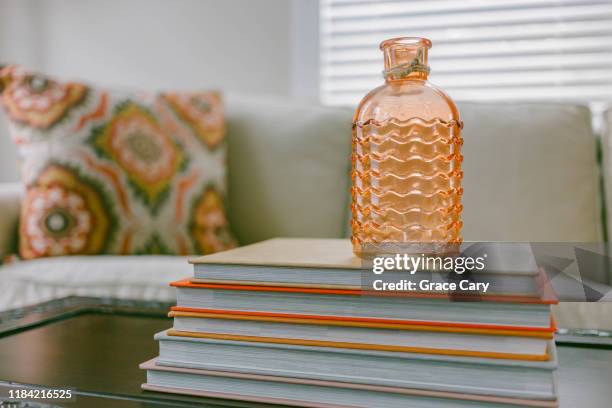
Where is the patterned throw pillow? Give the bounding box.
[0,65,237,259]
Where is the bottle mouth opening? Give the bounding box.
[380,37,432,51]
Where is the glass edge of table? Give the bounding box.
[0,296,172,339]
[0,297,292,408]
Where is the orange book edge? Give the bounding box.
[166,329,550,361]
[170,278,558,305]
[190,278,362,290]
[170,307,556,337]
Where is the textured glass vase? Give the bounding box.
[351,37,463,257]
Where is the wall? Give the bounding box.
[0,0,295,182]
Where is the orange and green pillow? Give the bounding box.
[0,65,236,259]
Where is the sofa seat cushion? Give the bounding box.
[0,256,190,311]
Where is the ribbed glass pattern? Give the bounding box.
[351,118,463,253]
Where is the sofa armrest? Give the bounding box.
[0,183,22,259]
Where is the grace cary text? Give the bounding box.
[372,279,490,292]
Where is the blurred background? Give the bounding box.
[2,0,612,182]
[1,0,611,325]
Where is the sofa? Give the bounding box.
[1,94,611,329]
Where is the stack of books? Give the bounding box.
[141,238,559,407]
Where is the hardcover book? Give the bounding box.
[141,356,558,407]
[188,238,545,295]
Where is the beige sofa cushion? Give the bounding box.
[226,94,353,245]
[460,102,601,241]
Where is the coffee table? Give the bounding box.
[0,297,610,407]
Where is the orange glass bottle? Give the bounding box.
[351,37,463,256]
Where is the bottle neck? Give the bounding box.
[383,45,430,82]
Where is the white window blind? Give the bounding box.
[319,0,612,106]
